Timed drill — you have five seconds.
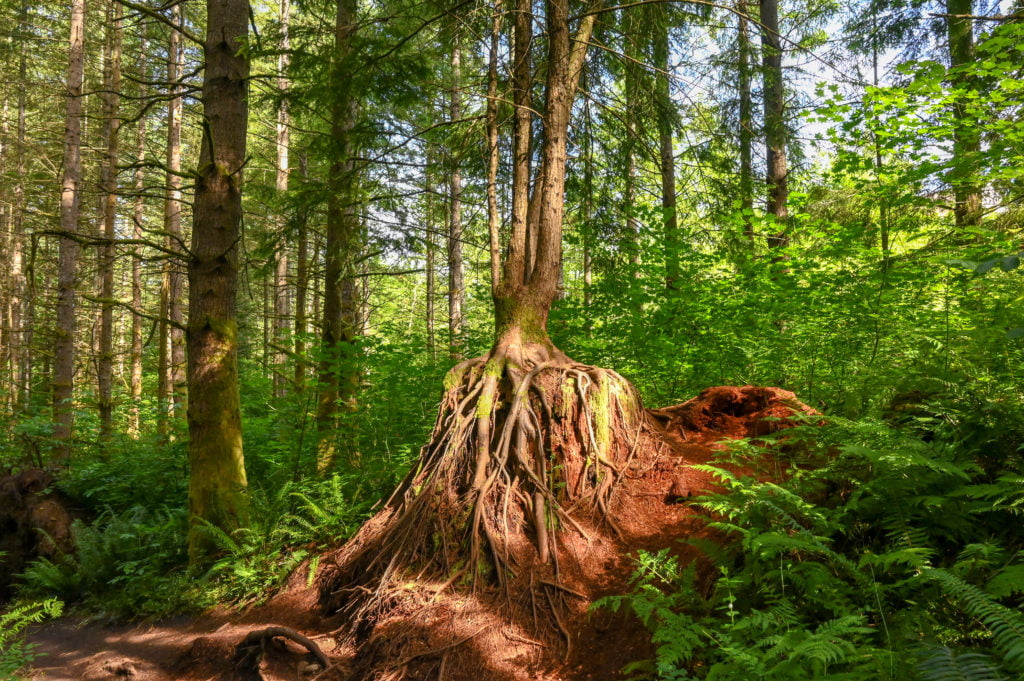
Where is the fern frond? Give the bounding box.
[917,645,1007,681]
[927,568,1024,672]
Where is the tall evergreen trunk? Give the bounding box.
[623,11,641,272]
[9,6,28,414]
[129,42,146,439]
[97,0,123,441]
[654,14,679,288]
[167,6,187,418]
[447,34,464,360]
[293,154,309,391]
[947,0,981,227]
[53,0,87,460]
[425,148,437,360]
[759,0,788,249]
[186,0,250,563]
[273,0,292,399]
[510,0,532,274]
[316,0,361,474]
[486,0,502,297]
[737,0,754,244]
[494,0,596,346]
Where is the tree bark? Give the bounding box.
[738,0,754,244]
[654,13,679,288]
[273,0,292,399]
[167,5,187,419]
[186,0,250,563]
[947,0,981,227]
[486,0,503,297]
[97,0,123,441]
[448,32,464,360]
[316,0,362,474]
[53,0,87,460]
[129,39,146,439]
[495,0,597,343]
[759,0,788,249]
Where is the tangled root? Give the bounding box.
[317,343,645,643]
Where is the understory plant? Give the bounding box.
[599,415,1024,680]
[0,596,63,681]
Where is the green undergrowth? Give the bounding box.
[597,413,1024,680]
[0,595,63,681]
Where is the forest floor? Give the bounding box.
[23,385,818,681]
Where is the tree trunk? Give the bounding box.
[315,0,362,474]
[9,5,28,414]
[129,41,146,439]
[167,6,187,419]
[273,0,292,399]
[486,0,503,297]
[97,0,123,441]
[759,0,788,249]
[294,153,309,391]
[946,0,981,227]
[186,0,251,563]
[53,0,86,461]
[425,147,437,360]
[448,34,465,360]
[654,14,679,288]
[738,0,754,244]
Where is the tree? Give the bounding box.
[315,0,362,474]
[946,0,982,226]
[316,0,646,642]
[186,0,251,562]
[53,0,86,460]
[96,0,123,441]
[760,0,788,249]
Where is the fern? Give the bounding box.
[0,598,63,681]
[927,568,1024,672]
[917,646,1008,681]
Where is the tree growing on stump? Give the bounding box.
[314,0,656,667]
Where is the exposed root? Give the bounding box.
[317,341,646,650]
[233,626,329,681]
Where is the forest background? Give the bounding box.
[1,0,1024,678]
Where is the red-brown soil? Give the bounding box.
[24,386,818,681]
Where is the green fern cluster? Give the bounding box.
[600,416,1024,680]
[0,597,63,681]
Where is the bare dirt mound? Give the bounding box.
[25,385,817,681]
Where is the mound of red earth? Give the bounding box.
[25,386,819,681]
[0,468,77,602]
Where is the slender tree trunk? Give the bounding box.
[759,0,788,249]
[129,40,146,439]
[167,6,187,418]
[273,0,292,399]
[623,11,641,272]
[947,0,981,227]
[187,0,251,563]
[448,34,464,360]
[316,0,361,474]
[97,0,123,441]
[738,0,754,244]
[509,0,532,277]
[294,153,309,390]
[7,7,28,416]
[486,0,502,297]
[425,148,437,361]
[495,0,596,343]
[53,0,87,460]
[654,15,679,288]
